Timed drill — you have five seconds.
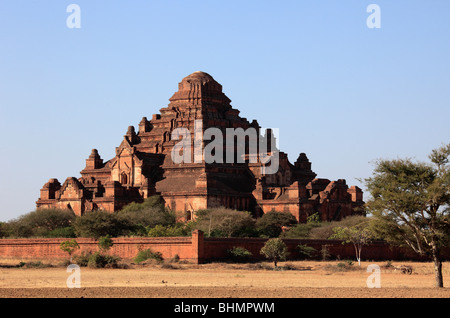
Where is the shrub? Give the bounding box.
[281,223,320,239]
[18,261,52,268]
[87,252,121,268]
[120,195,165,213]
[256,211,297,238]
[73,210,130,238]
[134,249,163,264]
[260,238,289,269]
[5,209,76,238]
[227,247,253,263]
[117,196,176,234]
[72,251,92,267]
[168,254,180,263]
[60,239,80,261]
[98,235,114,253]
[45,226,76,238]
[325,261,358,272]
[192,208,257,238]
[297,244,318,259]
[308,215,368,240]
[147,224,189,237]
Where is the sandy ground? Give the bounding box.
[0,259,450,298]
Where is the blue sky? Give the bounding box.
[0,1,449,222]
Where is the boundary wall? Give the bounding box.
[1,230,448,264]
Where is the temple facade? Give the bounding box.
[36,71,364,222]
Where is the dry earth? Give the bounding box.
[0,259,450,298]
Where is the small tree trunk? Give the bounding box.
[432,250,444,288]
[353,243,361,266]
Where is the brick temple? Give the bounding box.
[36,71,364,222]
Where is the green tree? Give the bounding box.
[260,238,289,269]
[296,244,317,259]
[60,239,80,263]
[98,235,114,253]
[147,224,190,237]
[120,195,165,213]
[6,209,76,238]
[365,143,450,288]
[308,215,368,240]
[73,210,129,238]
[329,222,373,266]
[227,246,253,263]
[117,196,176,233]
[256,211,297,237]
[193,208,256,238]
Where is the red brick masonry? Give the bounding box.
[0,231,448,263]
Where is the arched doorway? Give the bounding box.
[120,172,128,185]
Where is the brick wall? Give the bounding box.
[202,237,436,261]
[1,231,449,263]
[0,230,202,263]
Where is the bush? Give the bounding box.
[117,196,176,236]
[4,209,76,238]
[297,244,318,259]
[120,195,165,213]
[227,247,253,263]
[98,235,114,252]
[87,252,121,268]
[45,226,76,238]
[73,210,130,238]
[134,249,163,264]
[256,211,297,238]
[260,238,289,268]
[168,254,180,263]
[308,215,368,240]
[325,261,358,272]
[147,224,190,237]
[281,223,320,239]
[192,208,257,238]
[71,251,121,268]
[18,261,52,268]
[60,239,80,260]
[72,251,92,267]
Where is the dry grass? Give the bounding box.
[0,258,449,298]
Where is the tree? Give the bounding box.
[60,239,80,263]
[296,244,317,259]
[120,195,165,213]
[365,143,450,288]
[98,235,114,253]
[117,196,176,233]
[193,208,256,238]
[329,222,373,266]
[73,210,129,238]
[147,224,190,237]
[6,208,76,238]
[256,211,298,237]
[260,238,289,269]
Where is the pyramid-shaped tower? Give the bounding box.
[37,72,364,222]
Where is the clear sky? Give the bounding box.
[0,1,449,222]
